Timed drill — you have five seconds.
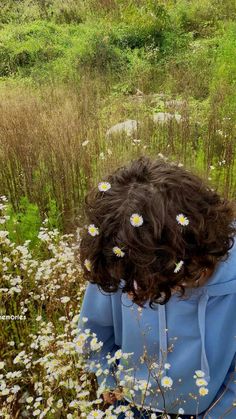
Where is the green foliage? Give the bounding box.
[4,196,41,247]
[168,0,236,37]
[210,22,236,118]
[77,29,129,73]
[0,21,71,77]
[46,198,63,231]
[3,196,62,248]
[109,2,169,50]
[0,1,187,79]
[164,37,218,99]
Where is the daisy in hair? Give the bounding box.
[98,181,111,192]
[112,246,125,257]
[174,260,184,273]
[130,213,143,227]
[88,224,99,236]
[176,213,189,226]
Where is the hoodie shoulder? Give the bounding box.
[205,235,236,295]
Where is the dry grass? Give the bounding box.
[0,76,235,232]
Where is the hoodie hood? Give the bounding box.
[158,238,236,384]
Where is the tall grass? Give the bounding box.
[0,72,235,234]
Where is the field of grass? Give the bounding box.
[0,0,236,417]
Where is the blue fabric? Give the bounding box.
[77,236,236,417]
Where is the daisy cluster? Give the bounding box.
[0,194,192,418]
[84,181,190,276]
[193,370,209,396]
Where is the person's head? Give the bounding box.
[79,156,236,308]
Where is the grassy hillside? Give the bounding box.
[0,0,236,238]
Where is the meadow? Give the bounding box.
[0,0,236,417]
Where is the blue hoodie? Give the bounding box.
[77,238,236,418]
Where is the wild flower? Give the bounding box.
[112,246,125,257]
[90,337,103,351]
[195,378,208,387]
[199,387,209,396]
[176,214,189,226]
[174,260,184,273]
[178,408,185,414]
[130,213,144,227]
[88,224,99,236]
[60,296,70,303]
[98,182,111,192]
[193,370,205,378]
[87,409,105,418]
[164,363,171,370]
[161,376,173,388]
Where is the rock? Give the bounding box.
[106,119,138,138]
[152,112,182,124]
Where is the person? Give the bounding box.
[76,156,236,418]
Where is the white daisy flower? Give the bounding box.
[98,182,111,192]
[114,405,130,414]
[196,378,208,387]
[199,387,209,396]
[161,376,173,388]
[194,370,205,378]
[60,296,70,303]
[164,363,171,370]
[176,213,189,226]
[178,408,185,414]
[174,260,184,273]
[88,224,99,236]
[87,409,105,418]
[130,213,143,227]
[112,246,125,257]
[114,349,123,359]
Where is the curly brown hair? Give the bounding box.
[79,156,236,309]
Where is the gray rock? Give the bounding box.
[152,112,182,124]
[106,119,138,137]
